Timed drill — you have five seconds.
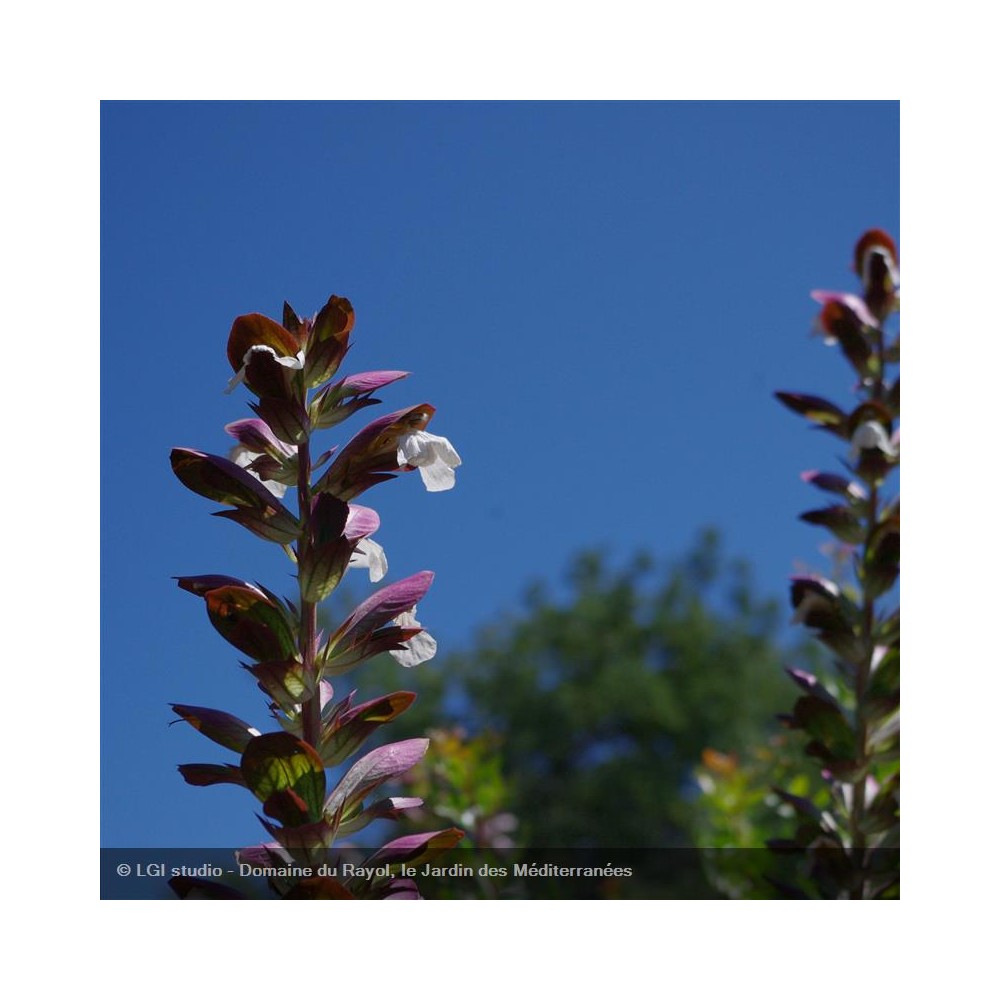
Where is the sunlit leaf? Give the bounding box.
[241,732,326,822]
[249,659,316,715]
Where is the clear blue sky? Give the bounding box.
[101,101,899,847]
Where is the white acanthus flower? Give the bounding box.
[397,430,462,492]
[225,345,305,395]
[388,609,437,667]
[850,421,897,460]
[349,537,388,582]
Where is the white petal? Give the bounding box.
[274,350,306,370]
[417,459,457,492]
[396,430,428,465]
[397,431,462,492]
[224,369,247,395]
[241,345,305,370]
[850,421,895,460]
[428,435,462,468]
[349,537,388,582]
[388,609,437,667]
[389,630,437,667]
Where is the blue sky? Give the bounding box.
[101,101,898,848]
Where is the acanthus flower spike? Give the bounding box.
[170,292,463,900]
[853,228,899,321]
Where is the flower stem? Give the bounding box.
[847,320,888,898]
[296,435,321,750]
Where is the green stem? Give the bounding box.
[847,321,888,899]
[296,436,321,750]
[848,486,877,897]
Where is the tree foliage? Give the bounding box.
[353,529,811,867]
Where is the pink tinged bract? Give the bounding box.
[343,505,388,581]
[332,571,434,648]
[810,290,879,331]
[224,418,296,461]
[323,738,430,817]
[339,370,411,395]
[344,504,380,541]
[364,828,466,870]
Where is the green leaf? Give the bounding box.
[249,659,316,714]
[241,733,326,822]
[300,541,353,603]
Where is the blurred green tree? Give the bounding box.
[345,529,815,867]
